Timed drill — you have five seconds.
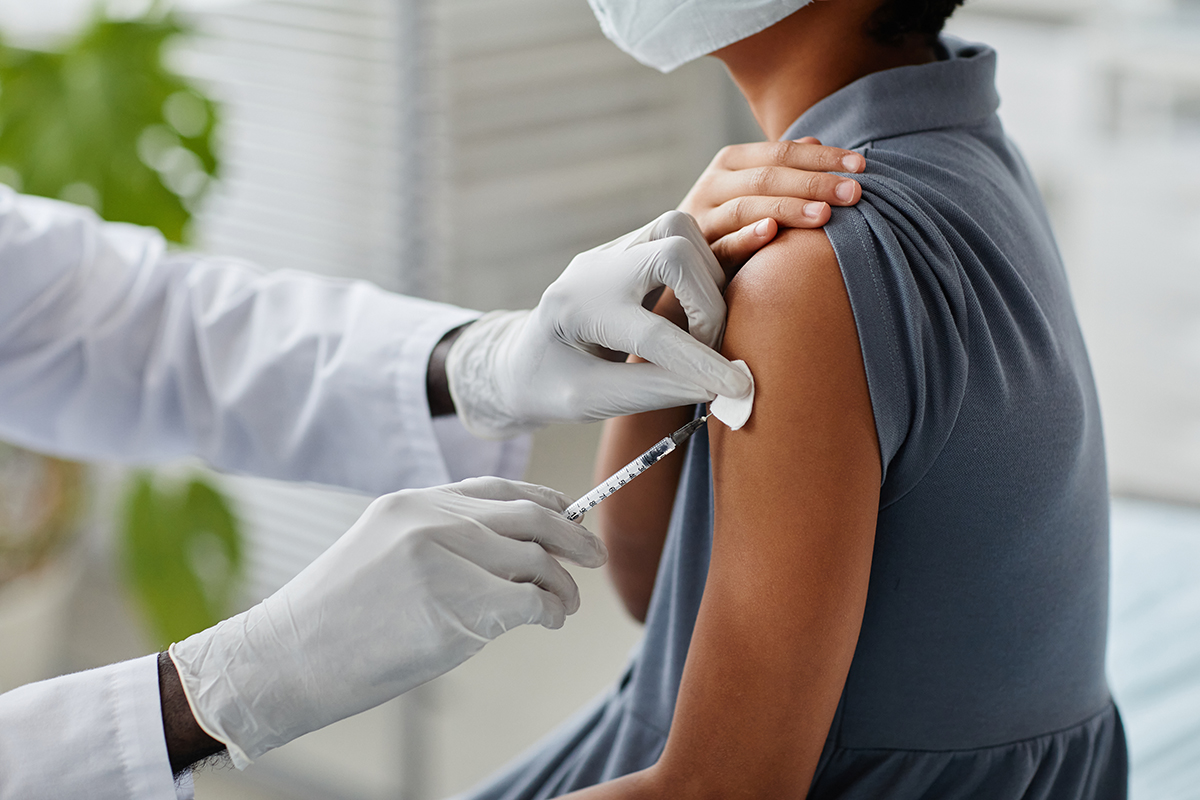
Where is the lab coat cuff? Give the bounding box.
[0,654,179,799]
[110,654,185,800]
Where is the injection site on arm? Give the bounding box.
[709,360,755,431]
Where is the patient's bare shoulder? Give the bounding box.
[719,226,866,432]
[713,220,875,476]
[723,226,842,332]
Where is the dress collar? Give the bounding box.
[779,36,1000,149]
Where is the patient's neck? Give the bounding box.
[714,1,938,141]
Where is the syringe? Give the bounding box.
[563,415,708,521]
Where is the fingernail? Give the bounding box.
[842,154,865,172]
[753,218,771,236]
[804,202,824,219]
[836,180,857,203]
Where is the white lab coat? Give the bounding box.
[0,188,528,799]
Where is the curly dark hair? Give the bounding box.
[866,0,967,45]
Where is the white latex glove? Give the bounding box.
[446,210,753,439]
[169,477,605,768]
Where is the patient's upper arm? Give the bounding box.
[654,227,882,796]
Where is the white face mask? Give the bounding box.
[586,0,813,73]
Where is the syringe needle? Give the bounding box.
[670,415,708,445]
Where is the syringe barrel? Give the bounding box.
[636,437,674,468]
[564,436,675,520]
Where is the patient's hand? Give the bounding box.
[680,138,864,272]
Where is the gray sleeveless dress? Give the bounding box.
[455,37,1127,799]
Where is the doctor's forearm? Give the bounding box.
[158,652,224,774]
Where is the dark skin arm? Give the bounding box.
[579,228,881,797]
[427,324,467,417]
[158,651,224,774]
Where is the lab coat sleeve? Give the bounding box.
[0,188,528,494]
[0,654,191,800]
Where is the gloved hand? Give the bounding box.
[445,210,754,440]
[169,477,605,768]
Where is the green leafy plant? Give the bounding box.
[0,9,237,644]
[0,12,218,242]
[122,474,244,648]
